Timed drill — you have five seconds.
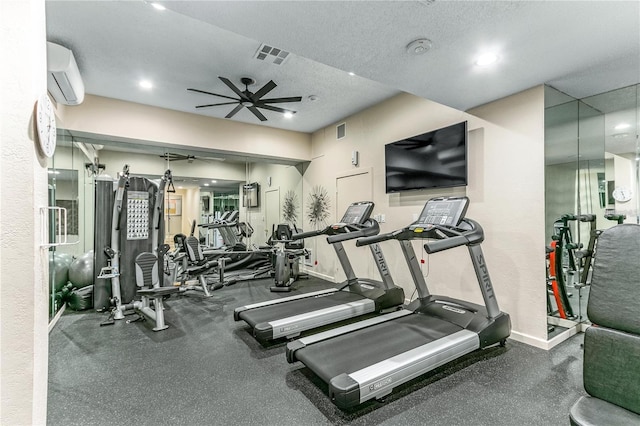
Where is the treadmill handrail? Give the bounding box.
[293,219,380,242]
[291,228,326,240]
[424,234,468,253]
[326,220,380,244]
[356,229,402,246]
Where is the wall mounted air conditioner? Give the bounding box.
[47,42,85,105]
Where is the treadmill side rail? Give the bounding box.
[265,299,376,340]
[331,330,480,408]
[233,288,338,320]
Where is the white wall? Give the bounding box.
[0,0,49,424]
[303,88,548,346]
[97,149,247,181]
[60,95,312,163]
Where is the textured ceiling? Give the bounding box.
[46,1,639,136]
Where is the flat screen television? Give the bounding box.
[385,121,468,193]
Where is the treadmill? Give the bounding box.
[234,201,405,341]
[286,196,511,409]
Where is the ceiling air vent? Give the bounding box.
[255,43,291,65]
[337,123,346,140]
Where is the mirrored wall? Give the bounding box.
[48,131,306,323]
[545,84,639,338]
[48,132,95,320]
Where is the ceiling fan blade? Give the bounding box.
[187,88,238,102]
[247,106,267,121]
[255,103,295,114]
[195,101,240,109]
[258,96,302,104]
[160,153,188,161]
[219,76,249,100]
[225,104,244,119]
[251,80,277,101]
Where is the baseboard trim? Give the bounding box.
[48,303,67,333]
[304,269,335,282]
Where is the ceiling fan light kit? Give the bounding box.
[188,76,302,122]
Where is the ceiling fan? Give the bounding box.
[159,152,225,163]
[188,76,302,122]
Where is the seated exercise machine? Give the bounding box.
[169,234,229,297]
[95,166,179,331]
[569,223,640,425]
[177,217,271,288]
[546,214,580,319]
[547,213,626,321]
[286,196,511,408]
[268,223,309,292]
[234,201,405,342]
[574,213,625,289]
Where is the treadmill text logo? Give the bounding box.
[372,245,389,276]
[369,377,392,392]
[477,253,495,299]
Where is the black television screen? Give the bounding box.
[385,121,468,193]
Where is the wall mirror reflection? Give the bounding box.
[48,132,308,322]
[545,84,639,340]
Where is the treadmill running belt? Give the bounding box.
[239,291,367,327]
[295,314,462,383]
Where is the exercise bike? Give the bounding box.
[267,224,309,292]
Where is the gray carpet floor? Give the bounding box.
[48,276,586,425]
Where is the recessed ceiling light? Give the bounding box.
[614,123,631,130]
[139,80,153,89]
[203,183,209,186]
[283,111,294,119]
[348,72,355,76]
[151,3,166,11]
[211,180,217,183]
[475,52,499,67]
[613,133,629,139]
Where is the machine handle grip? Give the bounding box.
[356,230,401,247]
[605,214,626,224]
[579,214,596,222]
[561,214,578,221]
[424,235,468,254]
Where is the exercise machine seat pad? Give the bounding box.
[587,224,640,335]
[582,326,640,415]
[569,224,640,424]
[135,252,159,288]
[570,396,640,426]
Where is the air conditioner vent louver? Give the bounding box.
[47,42,85,106]
[337,123,346,140]
[255,43,290,65]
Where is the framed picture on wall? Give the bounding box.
[242,182,260,208]
[166,195,182,215]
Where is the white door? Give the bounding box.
[264,188,280,241]
[335,171,373,281]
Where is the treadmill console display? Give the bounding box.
[416,197,469,227]
[339,202,374,225]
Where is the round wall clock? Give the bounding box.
[612,186,633,203]
[36,93,57,157]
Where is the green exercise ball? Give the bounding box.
[68,250,94,288]
[49,252,70,292]
[55,252,74,266]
